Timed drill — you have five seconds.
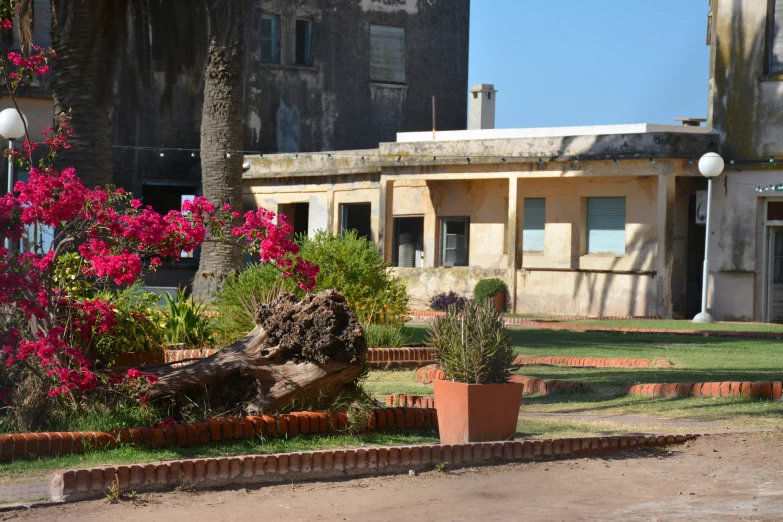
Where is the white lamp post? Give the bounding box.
[0,108,27,250]
[693,152,725,324]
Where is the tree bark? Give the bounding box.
[51,0,114,189]
[192,4,245,302]
[146,291,367,415]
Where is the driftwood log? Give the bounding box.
[145,290,366,414]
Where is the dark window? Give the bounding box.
[295,19,313,66]
[278,202,309,238]
[341,203,372,241]
[370,25,405,83]
[393,216,424,267]
[769,0,783,73]
[769,202,783,220]
[441,217,469,267]
[261,14,280,64]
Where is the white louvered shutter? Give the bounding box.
[523,198,546,253]
[587,197,626,255]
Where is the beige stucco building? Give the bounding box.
[243,122,718,318]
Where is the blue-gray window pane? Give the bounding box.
[261,15,280,63]
[523,198,545,253]
[587,197,626,255]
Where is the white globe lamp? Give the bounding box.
[693,152,724,324]
[0,108,26,250]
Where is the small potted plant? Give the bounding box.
[427,300,521,444]
[473,278,507,312]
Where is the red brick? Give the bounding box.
[143,464,157,485]
[265,455,277,474]
[205,418,222,441]
[156,464,168,485]
[377,447,390,468]
[293,412,309,434]
[773,381,783,400]
[532,441,542,458]
[139,427,155,448]
[374,409,387,430]
[401,446,411,465]
[412,408,424,428]
[116,466,130,489]
[205,459,219,480]
[239,418,254,439]
[751,382,762,398]
[740,382,752,398]
[230,418,245,438]
[152,428,166,448]
[730,382,741,397]
[277,415,288,436]
[762,382,773,399]
[129,465,143,486]
[356,448,368,468]
[344,449,356,470]
[337,412,349,431]
[394,408,406,430]
[332,450,344,471]
[691,383,702,398]
[173,424,188,446]
[76,469,89,492]
[129,428,143,446]
[282,414,298,437]
[315,412,330,433]
[321,451,333,471]
[219,418,233,440]
[719,382,732,398]
[60,432,76,454]
[185,424,198,447]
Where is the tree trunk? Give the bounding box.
[146,291,367,415]
[192,5,245,302]
[51,0,114,189]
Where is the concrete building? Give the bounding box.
[704,0,783,322]
[242,106,718,317]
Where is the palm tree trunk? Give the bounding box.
[51,0,114,188]
[191,5,245,302]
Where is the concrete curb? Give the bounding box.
[49,433,699,502]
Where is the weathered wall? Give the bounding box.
[392,267,509,310]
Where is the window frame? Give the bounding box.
[340,202,373,241]
[585,196,626,256]
[294,18,314,66]
[767,0,783,75]
[261,14,281,64]
[440,216,470,268]
[522,198,546,254]
[369,24,406,84]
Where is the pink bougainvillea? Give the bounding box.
[0,0,318,400]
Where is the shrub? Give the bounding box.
[426,299,515,384]
[473,278,507,302]
[92,284,167,365]
[429,291,468,311]
[163,288,216,348]
[364,324,410,348]
[212,264,286,343]
[295,230,409,327]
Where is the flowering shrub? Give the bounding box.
[0,0,318,411]
[429,291,468,312]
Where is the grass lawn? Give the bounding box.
[391,326,783,429]
[566,319,783,333]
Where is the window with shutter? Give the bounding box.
[370,25,405,84]
[295,19,314,66]
[770,0,783,73]
[523,198,546,253]
[441,217,469,267]
[261,15,280,64]
[587,197,626,255]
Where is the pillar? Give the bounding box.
[378,176,394,262]
[507,176,519,312]
[657,173,676,318]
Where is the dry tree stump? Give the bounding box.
[146,290,366,414]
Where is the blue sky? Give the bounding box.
[468,1,711,129]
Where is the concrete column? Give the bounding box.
[657,173,676,318]
[325,190,335,234]
[378,176,394,262]
[507,176,519,312]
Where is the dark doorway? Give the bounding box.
[341,203,372,241]
[278,202,310,239]
[393,217,424,267]
[686,194,706,319]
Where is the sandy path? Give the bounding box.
[5,432,783,521]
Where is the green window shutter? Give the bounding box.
[773,0,783,73]
[523,198,546,253]
[370,25,405,83]
[587,197,626,255]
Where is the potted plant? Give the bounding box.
[473,278,507,313]
[427,300,521,444]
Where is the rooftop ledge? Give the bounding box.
[396,123,714,143]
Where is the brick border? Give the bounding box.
[49,433,699,502]
[164,349,218,364]
[628,381,783,399]
[367,347,437,369]
[413,365,582,396]
[386,394,436,408]
[0,407,437,462]
[513,356,670,368]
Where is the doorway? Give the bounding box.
[767,227,783,323]
[392,217,424,267]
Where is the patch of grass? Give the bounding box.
[567,319,783,333]
[364,370,431,400]
[0,430,439,480]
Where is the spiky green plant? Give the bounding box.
[163,288,215,348]
[426,300,515,384]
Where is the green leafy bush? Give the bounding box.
[92,284,167,364]
[212,265,285,343]
[426,299,515,384]
[298,230,409,327]
[473,278,507,302]
[163,288,216,348]
[364,324,410,348]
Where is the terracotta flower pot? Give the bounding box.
[433,379,523,444]
[492,291,505,313]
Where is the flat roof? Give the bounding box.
[397,123,714,143]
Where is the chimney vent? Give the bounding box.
[469,84,497,130]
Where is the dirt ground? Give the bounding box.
[6,432,783,521]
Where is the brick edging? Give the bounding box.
[513,356,666,368]
[413,366,582,396]
[0,407,437,462]
[49,433,699,502]
[164,349,218,363]
[628,381,783,399]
